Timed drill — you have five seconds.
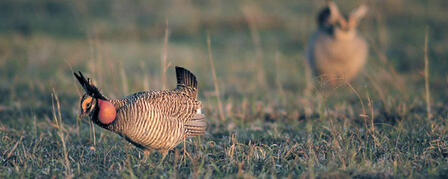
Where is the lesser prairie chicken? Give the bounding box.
[74,66,206,160]
[307,1,368,85]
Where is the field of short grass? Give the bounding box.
[1,0,448,178]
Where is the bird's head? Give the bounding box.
[74,72,116,125]
[79,94,97,119]
[317,1,368,39]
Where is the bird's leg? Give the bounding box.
[183,138,186,158]
[143,149,151,162]
[157,150,169,167]
[137,149,152,167]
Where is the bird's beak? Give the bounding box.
[79,113,87,120]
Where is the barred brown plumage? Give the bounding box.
[74,66,206,160]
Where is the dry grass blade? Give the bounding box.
[367,36,408,98]
[207,33,225,122]
[424,27,432,119]
[365,73,388,113]
[6,136,23,159]
[120,65,128,96]
[274,51,286,104]
[303,57,314,97]
[242,4,266,88]
[161,19,169,90]
[65,60,81,136]
[345,82,368,129]
[366,92,375,132]
[51,89,72,177]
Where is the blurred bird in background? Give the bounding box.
[306,1,368,86]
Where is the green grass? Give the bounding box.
[1,0,448,178]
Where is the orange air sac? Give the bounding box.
[98,100,116,124]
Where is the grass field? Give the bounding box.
[1,0,448,178]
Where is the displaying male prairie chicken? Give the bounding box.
[74,66,206,160]
[307,1,368,85]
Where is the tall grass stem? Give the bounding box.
[424,27,432,119]
[161,20,169,90]
[207,33,226,122]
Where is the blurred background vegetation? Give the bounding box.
[1,0,447,83]
[1,0,447,116]
[1,0,448,178]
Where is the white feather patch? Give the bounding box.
[197,108,202,114]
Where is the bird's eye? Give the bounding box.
[86,103,92,110]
